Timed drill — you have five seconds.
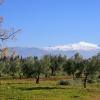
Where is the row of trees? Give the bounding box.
[0,53,100,88]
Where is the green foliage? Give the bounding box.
[87,79,96,84]
[0,52,100,86]
[58,80,70,85]
[63,59,75,76]
[21,57,35,78]
[0,61,5,76]
[98,75,100,78]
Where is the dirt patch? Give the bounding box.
[90,95,100,100]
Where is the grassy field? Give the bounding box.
[0,78,100,100]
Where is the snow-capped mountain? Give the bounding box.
[8,42,100,58]
[44,41,100,51]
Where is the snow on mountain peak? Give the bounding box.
[44,41,100,51]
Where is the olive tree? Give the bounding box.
[22,56,43,84]
[82,57,99,88]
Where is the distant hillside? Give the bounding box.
[8,42,100,58]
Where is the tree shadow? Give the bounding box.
[72,95,80,98]
[6,83,32,85]
[18,86,65,91]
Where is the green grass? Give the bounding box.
[0,79,100,100]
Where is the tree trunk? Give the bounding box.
[36,75,40,84]
[72,73,75,80]
[51,67,56,76]
[83,75,88,88]
[45,74,48,78]
[11,73,15,79]
[0,73,1,77]
[19,74,22,79]
[51,68,54,76]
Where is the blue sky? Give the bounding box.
[0,0,100,47]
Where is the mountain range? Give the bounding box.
[9,42,100,58]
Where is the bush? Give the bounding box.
[58,80,70,85]
[97,79,100,82]
[87,79,96,84]
[98,75,100,79]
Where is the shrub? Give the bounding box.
[97,79,100,82]
[98,75,100,79]
[58,80,70,85]
[87,79,96,84]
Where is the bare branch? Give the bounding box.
[0,29,21,41]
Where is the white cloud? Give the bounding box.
[44,41,100,51]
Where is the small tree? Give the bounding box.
[33,56,42,84]
[41,55,51,77]
[22,57,34,78]
[49,55,63,76]
[0,0,21,79]
[8,56,19,78]
[22,56,43,84]
[82,57,99,88]
[63,59,76,79]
